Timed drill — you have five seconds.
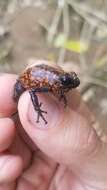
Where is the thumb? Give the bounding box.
[18,91,107,187]
[18,90,99,164]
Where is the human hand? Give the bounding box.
[0,74,107,190]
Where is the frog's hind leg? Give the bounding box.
[13,80,25,102]
[29,88,49,124]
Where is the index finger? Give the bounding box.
[0,74,17,117]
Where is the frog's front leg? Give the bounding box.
[58,90,67,107]
[29,88,49,124]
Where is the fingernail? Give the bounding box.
[27,94,62,129]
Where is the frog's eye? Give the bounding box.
[60,74,73,86]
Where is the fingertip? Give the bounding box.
[0,74,17,117]
[0,118,15,152]
[0,155,23,183]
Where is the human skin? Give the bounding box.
[0,74,107,190]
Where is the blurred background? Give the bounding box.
[0,0,107,140]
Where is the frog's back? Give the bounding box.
[19,64,64,90]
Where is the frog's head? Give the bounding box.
[60,72,80,89]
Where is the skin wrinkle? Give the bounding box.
[10,133,32,170]
[33,151,53,168]
[1,182,16,190]
[69,114,81,152]
[20,149,56,187]
[84,183,106,190]
[21,157,57,190]
[73,144,107,190]
[54,166,67,190]
[47,165,59,190]
[72,116,99,158]
[71,99,102,159]
[78,173,107,190]
[70,137,102,181]
[61,112,88,154]
[82,129,102,163]
[86,128,100,155]
[73,173,86,190]
[48,164,60,190]
[17,177,36,190]
[50,167,86,190]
